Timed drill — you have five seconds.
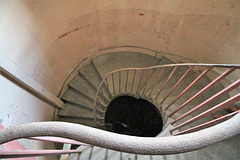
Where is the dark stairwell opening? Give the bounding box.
[105,96,163,137]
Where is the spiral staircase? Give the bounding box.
[0,51,239,159]
[56,52,240,160]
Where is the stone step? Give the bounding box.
[69,72,108,105]
[79,61,111,100]
[61,86,102,111]
[58,102,94,119]
[90,146,107,160]
[92,52,162,96]
[57,116,95,127]
[201,134,240,160]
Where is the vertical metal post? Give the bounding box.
[119,71,121,93]
[131,70,136,93]
[112,73,115,95]
[155,66,178,100]
[136,70,145,95]
[149,68,165,97]
[60,143,71,160]
[142,69,154,94]
[160,66,194,104]
[125,70,129,92]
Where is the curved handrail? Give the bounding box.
[94,63,240,126]
[0,113,239,155]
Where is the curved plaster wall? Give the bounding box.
[0,0,239,95]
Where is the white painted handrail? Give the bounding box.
[0,55,64,109]
[0,113,239,155]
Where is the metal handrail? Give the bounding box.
[94,63,240,133]
[0,115,239,154]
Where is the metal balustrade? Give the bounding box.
[0,136,87,158]
[0,63,239,158]
[94,63,240,134]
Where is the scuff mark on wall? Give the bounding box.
[58,27,80,39]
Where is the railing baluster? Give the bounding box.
[119,71,121,93]
[112,73,115,95]
[165,66,213,110]
[169,67,235,116]
[95,99,101,121]
[60,143,71,160]
[136,70,145,95]
[131,70,136,93]
[160,66,194,104]
[170,93,240,132]
[149,68,165,97]
[155,66,178,100]
[96,98,101,106]
[105,78,109,89]
[99,88,107,104]
[142,69,154,94]
[135,154,137,160]
[94,97,104,125]
[173,110,240,136]
[125,70,129,92]
[96,98,105,116]
[170,79,240,121]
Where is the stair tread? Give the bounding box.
[201,134,240,160]
[91,146,107,160]
[61,87,94,110]
[79,61,111,100]
[58,116,95,127]
[69,73,98,101]
[92,52,162,78]
[92,52,162,96]
[107,149,121,160]
[58,103,94,119]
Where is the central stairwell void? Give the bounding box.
[0,47,239,159]
[105,95,163,137]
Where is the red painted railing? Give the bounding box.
[0,135,86,159]
[94,63,240,133]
